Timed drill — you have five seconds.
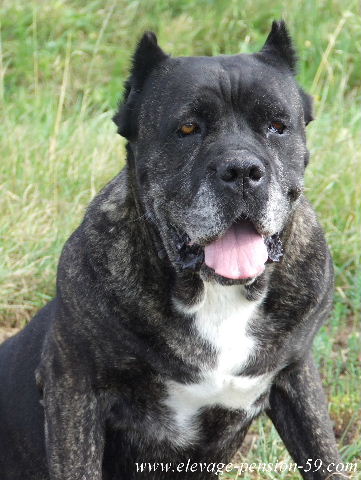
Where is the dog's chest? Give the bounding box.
[164,283,272,447]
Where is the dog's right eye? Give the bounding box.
[178,122,200,137]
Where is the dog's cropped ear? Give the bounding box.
[130,32,169,90]
[299,88,314,126]
[260,20,297,74]
[113,32,169,139]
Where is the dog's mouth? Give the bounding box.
[174,219,283,280]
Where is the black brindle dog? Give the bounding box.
[0,21,344,479]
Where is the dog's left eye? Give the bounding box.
[178,122,200,136]
[268,121,286,134]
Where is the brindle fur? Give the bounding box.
[0,21,343,479]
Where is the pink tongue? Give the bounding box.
[204,221,268,279]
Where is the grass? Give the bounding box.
[0,0,360,477]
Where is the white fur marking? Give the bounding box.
[194,283,258,372]
[164,283,272,447]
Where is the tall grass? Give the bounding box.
[0,0,360,475]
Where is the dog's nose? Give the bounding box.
[215,157,265,188]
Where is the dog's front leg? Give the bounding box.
[266,353,345,479]
[43,375,104,480]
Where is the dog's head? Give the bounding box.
[113,21,313,284]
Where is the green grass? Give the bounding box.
[0,0,360,477]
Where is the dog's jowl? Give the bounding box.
[0,21,344,479]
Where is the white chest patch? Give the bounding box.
[165,283,273,447]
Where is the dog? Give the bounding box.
[0,21,344,479]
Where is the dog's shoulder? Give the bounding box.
[57,168,139,292]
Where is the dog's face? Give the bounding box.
[114,22,313,284]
